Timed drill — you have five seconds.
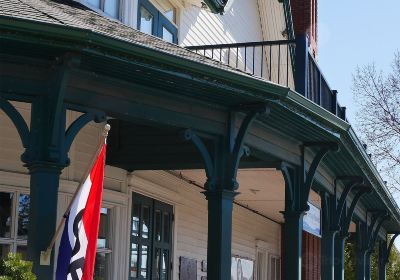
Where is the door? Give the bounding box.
[129,192,173,280]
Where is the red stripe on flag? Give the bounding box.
[82,144,106,280]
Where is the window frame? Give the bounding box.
[137,0,178,44]
[78,0,122,20]
[268,254,281,280]
[0,185,29,258]
[129,191,174,280]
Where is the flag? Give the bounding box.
[56,144,106,280]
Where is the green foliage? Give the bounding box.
[344,239,400,280]
[0,253,36,280]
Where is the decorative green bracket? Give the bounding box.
[183,103,269,191]
[301,142,339,211]
[0,97,30,149]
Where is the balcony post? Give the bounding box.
[294,33,309,97]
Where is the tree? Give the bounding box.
[344,238,400,280]
[352,51,400,195]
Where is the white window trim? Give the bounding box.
[255,240,281,280]
[75,0,125,22]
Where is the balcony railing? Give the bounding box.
[186,40,296,88]
[186,36,347,121]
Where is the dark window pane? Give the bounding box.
[130,243,138,278]
[155,210,161,242]
[132,204,140,237]
[94,252,111,280]
[142,206,150,239]
[0,244,11,259]
[0,192,13,238]
[163,213,170,243]
[141,245,148,278]
[17,194,29,239]
[16,245,27,260]
[98,208,110,249]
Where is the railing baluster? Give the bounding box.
[269,45,272,81]
[220,48,222,62]
[278,44,281,84]
[252,46,255,75]
[261,45,264,78]
[236,47,239,68]
[228,47,231,66]
[212,49,214,59]
[286,44,289,87]
[244,47,247,72]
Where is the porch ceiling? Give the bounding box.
[174,169,321,224]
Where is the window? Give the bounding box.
[85,0,120,19]
[137,0,178,44]
[269,255,281,280]
[0,190,29,259]
[94,207,113,280]
[129,192,173,279]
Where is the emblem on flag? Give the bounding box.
[56,142,106,280]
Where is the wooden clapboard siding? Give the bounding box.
[179,0,264,47]
[131,170,282,280]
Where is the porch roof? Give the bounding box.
[1,0,400,232]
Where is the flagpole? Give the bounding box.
[40,123,110,266]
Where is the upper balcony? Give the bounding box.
[185,35,347,121]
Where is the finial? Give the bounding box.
[103,124,111,137]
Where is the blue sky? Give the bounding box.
[317,0,400,249]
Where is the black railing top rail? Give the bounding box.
[185,39,296,50]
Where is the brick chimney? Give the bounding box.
[290,0,318,58]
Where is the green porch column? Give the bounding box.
[283,211,304,280]
[365,251,372,280]
[356,222,368,280]
[356,249,367,280]
[321,230,336,280]
[334,234,346,280]
[26,163,62,278]
[378,240,387,280]
[205,189,237,280]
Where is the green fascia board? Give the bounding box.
[1,15,400,229]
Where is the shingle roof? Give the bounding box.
[0,0,255,77]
